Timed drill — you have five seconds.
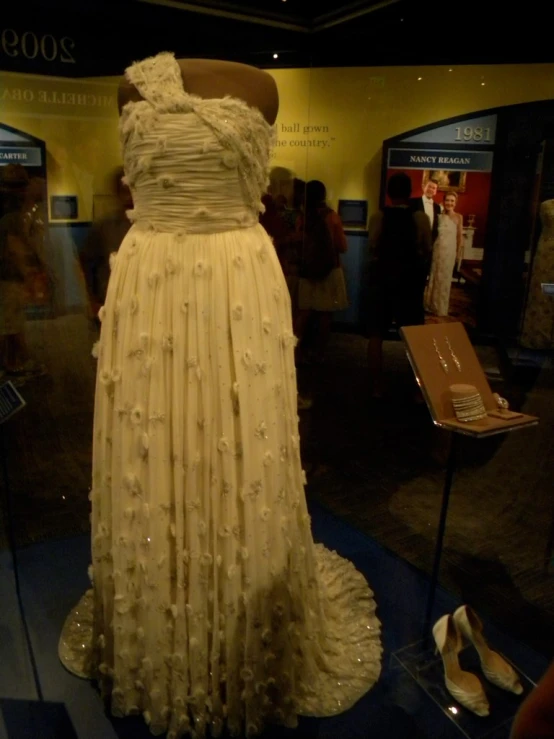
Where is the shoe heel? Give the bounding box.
[454,605,523,696]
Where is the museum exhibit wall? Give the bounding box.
[270,64,554,213]
[1,73,121,222]
[3,64,554,219]
[1,62,553,315]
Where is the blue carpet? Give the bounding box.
[0,500,549,739]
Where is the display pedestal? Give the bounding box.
[391,639,536,739]
[400,323,538,631]
[394,324,539,734]
[424,431,458,633]
[400,322,538,434]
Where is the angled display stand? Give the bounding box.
[392,323,538,736]
[401,322,537,437]
[400,322,538,630]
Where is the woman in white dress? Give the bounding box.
[58,53,381,738]
[425,190,463,317]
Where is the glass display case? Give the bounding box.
[1,2,553,738]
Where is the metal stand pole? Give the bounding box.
[424,432,459,635]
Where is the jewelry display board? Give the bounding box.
[396,323,540,736]
[400,322,538,436]
[400,321,539,633]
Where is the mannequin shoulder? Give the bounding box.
[118,58,279,124]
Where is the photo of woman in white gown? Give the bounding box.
[425,191,463,317]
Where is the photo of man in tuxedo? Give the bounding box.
[409,177,441,243]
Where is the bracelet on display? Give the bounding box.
[450,383,487,422]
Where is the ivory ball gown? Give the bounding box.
[59,52,382,738]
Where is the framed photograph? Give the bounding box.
[338,199,368,227]
[50,195,78,220]
[422,170,467,193]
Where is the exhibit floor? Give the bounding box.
[0,500,548,739]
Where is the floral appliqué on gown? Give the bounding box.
[58,52,382,738]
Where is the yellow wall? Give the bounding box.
[1,63,553,222]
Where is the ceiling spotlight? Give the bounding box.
[417,77,422,81]
[481,82,485,86]
[449,68,453,72]
[273,53,279,59]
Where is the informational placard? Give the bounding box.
[387,149,494,172]
[400,114,497,146]
[0,146,42,166]
[0,381,26,425]
[338,199,368,227]
[0,124,48,197]
[51,195,78,220]
[381,112,497,327]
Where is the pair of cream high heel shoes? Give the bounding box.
[433,605,523,717]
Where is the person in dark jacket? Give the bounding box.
[366,172,432,398]
[80,167,132,324]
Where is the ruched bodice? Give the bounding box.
[120,53,275,234]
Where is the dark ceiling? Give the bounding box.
[2,0,553,78]
[134,0,396,30]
